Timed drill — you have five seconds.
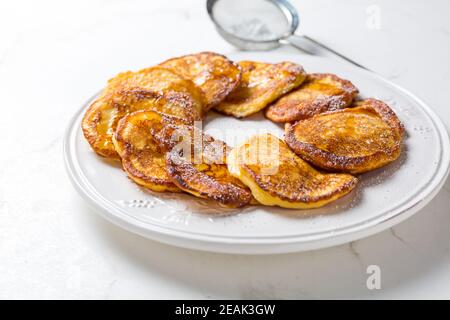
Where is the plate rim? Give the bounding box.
[64,54,450,252]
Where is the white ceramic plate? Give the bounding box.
[64,51,450,254]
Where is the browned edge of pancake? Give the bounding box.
[114,111,187,192]
[285,98,405,174]
[159,51,242,110]
[265,73,359,123]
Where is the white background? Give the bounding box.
[1,0,450,299]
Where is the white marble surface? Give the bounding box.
[0,0,449,299]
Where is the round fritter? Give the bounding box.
[227,134,357,209]
[160,125,253,208]
[159,52,242,111]
[285,98,404,174]
[113,110,187,192]
[82,67,204,159]
[214,61,307,118]
[265,73,359,123]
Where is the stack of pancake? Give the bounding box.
[82,52,404,210]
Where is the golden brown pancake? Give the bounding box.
[227,134,357,209]
[265,73,359,123]
[113,110,187,192]
[285,98,404,174]
[159,52,242,110]
[157,125,253,208]
[214,61,306,118]
[82,67,204,159]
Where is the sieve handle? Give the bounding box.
[283,34,371,72]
